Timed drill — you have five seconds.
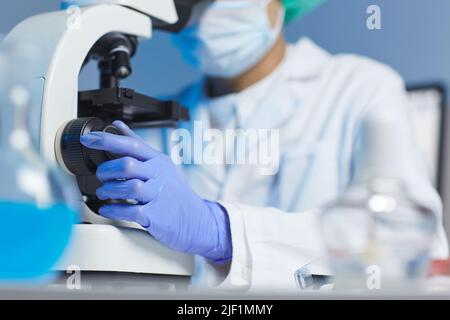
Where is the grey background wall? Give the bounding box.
[2,0,450,231]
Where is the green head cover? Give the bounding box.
[282,0,327,23]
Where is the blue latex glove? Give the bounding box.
[80,121,232,264]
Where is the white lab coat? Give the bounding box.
[147,38,449,292]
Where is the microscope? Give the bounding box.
[3,0,204,288]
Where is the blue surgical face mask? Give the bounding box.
[172,0,285,78]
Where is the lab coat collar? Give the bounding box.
[199,67,285,130]
[195,37,332,130]
[287,37,332,80]
[175,37,333,136]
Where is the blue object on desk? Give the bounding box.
[0,201,76,282]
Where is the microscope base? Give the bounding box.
[56,224,195,277]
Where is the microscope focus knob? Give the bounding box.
[55,118,121,176]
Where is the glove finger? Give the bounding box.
[98,155,168,182]
[112,120,144,142]
[80,131,160,161]
[99,204,150,228]
[96,157,150,182]
[97,179,158,204]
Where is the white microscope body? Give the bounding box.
[3,1,195,283]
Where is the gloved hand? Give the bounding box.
[80,121,232,264]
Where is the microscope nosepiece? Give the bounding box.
[110,47,132,79]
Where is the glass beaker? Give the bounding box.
[0,41,79,283]
[320,177,437,291]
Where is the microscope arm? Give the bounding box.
[3,5,152,164]
[62,0,179,24]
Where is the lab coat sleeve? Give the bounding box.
[350,66,449,259]
[203,202,329,292]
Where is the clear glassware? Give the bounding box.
[0,42,79,282]
[320,177,437,291]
